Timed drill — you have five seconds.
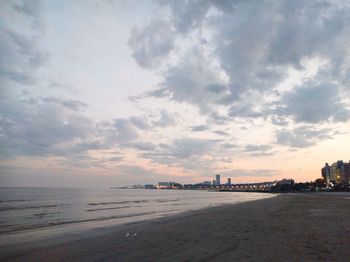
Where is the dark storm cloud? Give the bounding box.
[152,110,175,127]
[129,116,151,130]
[0,96,179,161]
[106,118,139,144]
[130,142,157,151]
[142,138,218,164]
[0,29,48,85]
[0,97,153,162]
[209,111,230,125]
[244,144,275,156]
[140,138,222,170]
[168,138,216,159]
[114,112,174,136]
[12,1,41,16]
[147,88,170,98]
[134,0,350,135]
[276,126,333,148]
[280,82,350,123]
[0,97,94,159]
[191,125,209,132]
[244,144,271,152]
[220,143,238,149]
[206,84,227,94]
[11,0,44,28]
[67,141,105,154]
[128,19,176,69]
[107,156,124,162]
[159,52,228,113]
[228,102,267,119]
[1,0,349,175]
[162,0,237,34]
[211,0,349,99]
[213,130,229,136]
[271,116,289,126]
[162,0,212,33]
[41,97,88,111]
[0,0,47,85]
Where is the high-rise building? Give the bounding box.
[344,161,350,183]
[330,162,338,182]
[228,178,231,185]
[216,174,221,186]
[335,160,345,183]
[321,163,331,186]
[323,160,349,185]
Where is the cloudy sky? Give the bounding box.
[1,0,350,187]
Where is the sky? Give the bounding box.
[0,0,350,187]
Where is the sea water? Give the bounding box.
[0,187,274,244]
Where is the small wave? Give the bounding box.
[155,199,179,203]
[33,211,61,218]
[0,199,34,203]
[87,201,129,206]
[0,204,66,212]
[0,211,159,234]
[86,205,140,212]
[87,200,149,206]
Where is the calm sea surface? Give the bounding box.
[0,187,274,242]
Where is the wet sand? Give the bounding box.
[1,193,350,261]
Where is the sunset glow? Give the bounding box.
[1,0,350,187]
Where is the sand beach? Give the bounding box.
[1,193,349,262]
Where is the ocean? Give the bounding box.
[0,187,274,244]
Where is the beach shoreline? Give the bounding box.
[1,193,349,261]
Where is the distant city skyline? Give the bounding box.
[1,1,350,187]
